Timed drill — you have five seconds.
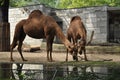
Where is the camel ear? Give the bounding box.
[67,45,73,53]
[68,45,71,49]
[69,44,74,48]
[67,45,71,50]
[68,45,74,51]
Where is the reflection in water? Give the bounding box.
[0,63,12,79]
[12,63,43,80]
[13,64,23,80]
[0,63,120,80]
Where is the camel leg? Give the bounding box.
[46,44,53,62]
[49,48,53,62]
[46,49,50,61]
[49,41,54,62]
[83,47,88,61]
[46,41,50,61]
[17,40,27,61]
[66,49,68,61]
[46,43,53,62]
[46,36,54,62]
[74,52,78,61]
[10,38,17,61]
[66,35,71,61]
[17,32,26,61]
[72,38,78,61]
[11,37,27,61]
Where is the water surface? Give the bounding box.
[0,63,120,80]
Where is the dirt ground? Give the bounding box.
[0,50,120,63]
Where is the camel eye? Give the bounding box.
[68,46,71,49]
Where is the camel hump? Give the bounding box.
[28,10,43,19]
[70,16,81,23]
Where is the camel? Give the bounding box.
[10,10,76,62]
[66,16,94,61]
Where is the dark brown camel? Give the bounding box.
[66,16,94,61]
[10,10,76,62]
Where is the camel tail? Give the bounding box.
[87,30,94,45]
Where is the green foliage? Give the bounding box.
[0,0,4,6]
[57,0,120,9]
[10,0,120,9]
[10,0,38,7]
[38,0,59,8]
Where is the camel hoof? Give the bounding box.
[48,59,54,62]
[10,59,15,62]
[75,58,78,61]
[23,59,28,61]
[75,59,78,62]
[52,60,55,62]
[48,60,52,62]
[85,59,88,61]
[66,59,68,62]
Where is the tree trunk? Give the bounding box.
[0,0,11,79]
[0,0,10,51]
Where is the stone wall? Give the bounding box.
[55,6,108,43]
[9,5,108,47]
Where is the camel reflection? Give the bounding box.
[10,64,120,80]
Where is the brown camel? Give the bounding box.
[10,10,76,62]
[66,16,94,61]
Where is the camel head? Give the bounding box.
[67,43,78,61]
[77,39,86,55]
[72,44,79,61]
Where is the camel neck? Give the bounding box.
[55,24,72,48]
[55,25,66,42]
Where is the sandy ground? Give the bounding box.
[0,50,120,63]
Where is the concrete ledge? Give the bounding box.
[40,43,120,54]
